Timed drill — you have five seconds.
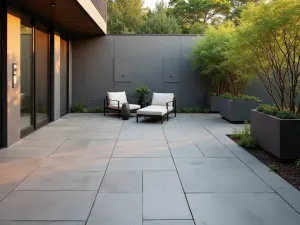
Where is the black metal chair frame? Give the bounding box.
[136,98,177,124]
[104,96,139,118]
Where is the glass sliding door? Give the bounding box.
[60,38,68,116]
[35,26,50,126]
[20,19,33,132]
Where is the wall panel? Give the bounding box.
[72,35,274,108]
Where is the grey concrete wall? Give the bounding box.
[72,35,274,108]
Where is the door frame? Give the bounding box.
[21,21,52,137]
[20,18,35,138]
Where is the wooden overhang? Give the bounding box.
[8,0,107,37]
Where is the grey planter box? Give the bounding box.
[251,110,300,160]
[208,95,220,113]
[220,98,261,122]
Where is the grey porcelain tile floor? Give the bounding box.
[0,113,299,225]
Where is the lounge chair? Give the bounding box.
[104,91,141,118]
[136,93,176,124]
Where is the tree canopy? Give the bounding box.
[107,0,145,34]
[137,1,181,34]
[169,0,231,33]
[234,0,300,111]
[190,23,239,95]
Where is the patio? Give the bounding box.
[0,113,299,225]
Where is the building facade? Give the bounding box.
[0,0,107,148]
[0,0,276,148]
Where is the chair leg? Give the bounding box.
[104,108,106,116]
[175,110,177,117]
[118,111,120,119]
[167,113,169,121]
[136,115,139,123]
[161,116,163,124]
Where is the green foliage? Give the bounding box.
[179,107,209,113]
[235,0,300,112]
[71,102,104,113]
[221,93,259,101]
[276,111,298,120]
[227,0,259,25]
[189,22,206,34]
[268,164,279,172]
[232,122,257,148]
[137,3,181,35]
[190,23,236,95]
[71,102,84,113]
[169,0,231,33]
[257,104,299,119]
[295,159,300,167]
[136,86,150,95]
[107,0,145,34]
[239,134,258,149]
[256,104,279,116]
[82,107,104,113]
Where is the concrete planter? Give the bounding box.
[208,95,220,113]
[251,110,300,160]
[220,98,260,122]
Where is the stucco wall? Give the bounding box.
[7,12,21,146]
[54,34,61,121]
[72,35,274,108]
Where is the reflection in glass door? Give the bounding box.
[20,21,33,131]
[60,39,68,116]
[21,21,51,136]
[35,27,50,126]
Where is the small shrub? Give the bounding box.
[239,134,258,148]
[136,86,150,95]
[268,164,279,172]
[231,122,257,148]
[257,104,299,119]
[295,159,300,167]
[82,107,104,113]
[276,110,298,119]
[221,93,259,101]
[201,108,209,113]
[179,107,209,113]
[71,102,84,113]
[256,104,278,116]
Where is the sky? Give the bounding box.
[144,0,170,9]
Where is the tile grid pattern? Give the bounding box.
[161,127,195,223]
[0,113,299,225]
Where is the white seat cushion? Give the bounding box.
[137,105,173,116]
[108,104,141,110]
[107,91,128,105]
[151,93,174,107]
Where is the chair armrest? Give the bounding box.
[166,100,174,111]
[107,99,120,109]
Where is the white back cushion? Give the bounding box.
[151,93,174,106]
[107,91,128,105]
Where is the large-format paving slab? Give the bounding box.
[86,193,142,225]
[187,193,300,225]
[0,191,97,220]
[0,113,299,225]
